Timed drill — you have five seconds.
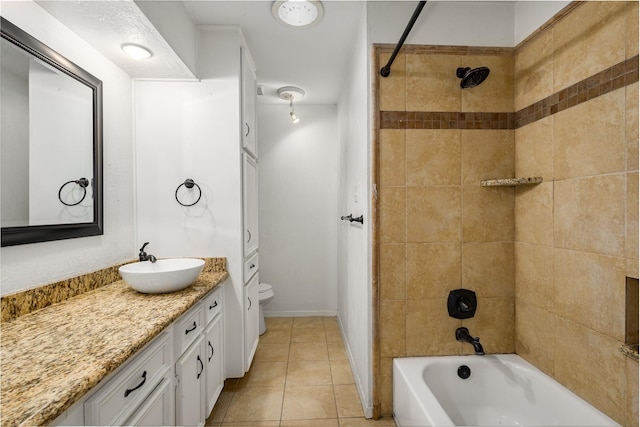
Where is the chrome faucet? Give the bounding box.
[455,327,485,355]
[139,242,157,263]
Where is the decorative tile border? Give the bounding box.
[1,257,227,323]
[380,55,639,130]
[380,111,515,130]
[516,55,639,128]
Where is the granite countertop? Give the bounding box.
[0,270,228,427]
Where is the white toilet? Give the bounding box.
[258,283,274,335]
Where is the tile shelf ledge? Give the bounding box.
[621,344,639,362]
[481,177,544,187]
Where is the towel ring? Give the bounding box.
[175,179,202,207]
[58,178,89,206]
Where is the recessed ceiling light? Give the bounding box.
[121,43,153,60]
[272,1,324,29]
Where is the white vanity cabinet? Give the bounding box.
[83,331,174,426]
[51,284,225,427]
[175,286,224,426]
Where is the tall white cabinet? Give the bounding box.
[134,27,259,380]
[241,47,260,373]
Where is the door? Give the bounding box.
[175,335,205,426]
[205,315,224,416]
[241,47,257,158]
[243,153,259,257]
[244,274,259,372]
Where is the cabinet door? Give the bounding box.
[241,47,257,158]
[175,336,205,427]
[244,274,259,372]
[205,315,224,416]
[124,377,174,426]
[243,153,259,257]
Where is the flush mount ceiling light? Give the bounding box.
[277,86,305,124]
[121,43,153,60]
[272,0,324,28]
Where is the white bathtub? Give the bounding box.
[393,354,621,427]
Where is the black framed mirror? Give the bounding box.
[1,17,103,247]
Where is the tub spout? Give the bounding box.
[456,327,485,355]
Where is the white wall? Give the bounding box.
[514,1,570,44]
[258,104,338,316]
[133,0,198,76]
[368,1,570,48]
[0,0,135,295]
[368,1,515,47]
[337,3,372,418]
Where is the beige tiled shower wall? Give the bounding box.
[376,2,639,425]
[514,2,638,426]
[377,48,516,414]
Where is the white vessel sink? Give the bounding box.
[119,258,205,294]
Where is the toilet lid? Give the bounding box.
[259,283,272,293]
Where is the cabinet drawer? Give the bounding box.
[84,331,172,426]
[203,287,222,325]
[174,302,204,355]
[243,252,259,284]
[123,375,174,426]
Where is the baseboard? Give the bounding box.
[336,314,374,419]
[263,310,338,317]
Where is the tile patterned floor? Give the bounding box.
[206,316,396,426]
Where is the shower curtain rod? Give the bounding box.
[380,1,427,78]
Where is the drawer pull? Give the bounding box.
[248,297,252,310]
[197,355,204,379]
[247,229,252,243]
[185,321,197,335]
[124,371,147,398]
[249,263,255,269]
[208,341,214,362]
[209,301,218,310]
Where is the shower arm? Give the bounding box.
[380,1,427,78]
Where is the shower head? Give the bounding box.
[456,67,490,88]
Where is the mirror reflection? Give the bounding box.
[0,17,103,246]
[1,38,94,226]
